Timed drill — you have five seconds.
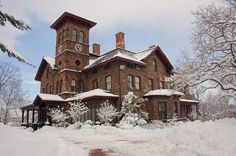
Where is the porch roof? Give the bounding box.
[180,98,199,104]
[20,103,38,110]
[144,89,184,97]
[66,89,119,101]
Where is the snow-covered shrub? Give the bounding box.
[189,105,198,120]
[48,107,68,127]
[97,100,118,125]
[119,92,149,128]
[168,113,178,126]
[68,100,88,129]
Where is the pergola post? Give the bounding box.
[22,110,24,123]
[26,109,29,124]
[32,109,35,123]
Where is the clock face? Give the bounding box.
[75,43,82,52]
[58,45,63,53]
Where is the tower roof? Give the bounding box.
[50,12,97,30]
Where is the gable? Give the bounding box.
[35,57,58,81]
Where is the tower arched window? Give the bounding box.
[71,79,76,92]
[152,59,157,72]
[62,29,66,41]
[72,29,77,41]
[56,81,59,94]
[59,33,62,44]
[79,31,84,43]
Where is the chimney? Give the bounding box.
[92,43,100,55]
[116,32,125,49]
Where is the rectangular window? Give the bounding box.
[128,75,133,90]
[158,102,167,120]
[105,76,112,91]
[160,81,165,89]
[71,80,76,92]
[78,80,84,93]
[135,76,141,90]
[148,79,153,91]
[93,79,98,89]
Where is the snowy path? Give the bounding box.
[0,119,236,156]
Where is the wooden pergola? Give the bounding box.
[20,94,66,128]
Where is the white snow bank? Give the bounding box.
[0,118,236,156]
[144,89,184,96]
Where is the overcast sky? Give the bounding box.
[0,0,218,101]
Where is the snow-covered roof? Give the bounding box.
[38,94,65,102]
[85,48,146,70]
[66,89,119,101]
[180,99,199,103]
[43,57,57,69]
[134,45,157,60]
[144,89,184,97]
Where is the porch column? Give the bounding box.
[26,109,29,124]
[32,109,35,123]
[22,110,24,123]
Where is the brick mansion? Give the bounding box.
[20,12,198,126]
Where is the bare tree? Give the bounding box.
[171,1,236,100]
[0,62,26,124]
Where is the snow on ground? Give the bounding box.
[0,118,236,156]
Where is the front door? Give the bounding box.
[158,102,167,120]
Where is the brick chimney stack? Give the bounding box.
[116,32,125,49]
[92,43,100,55]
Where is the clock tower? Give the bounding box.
[50,12,96,71]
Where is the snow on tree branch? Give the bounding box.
[170,1,236,100]
[97,100,118,125]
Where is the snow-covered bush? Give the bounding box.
[68,100,88,129]
[97,100,118,125]
[189,105,198,120]
[119,92,149,128]
[48,107,68,127]
[168,113,178,126]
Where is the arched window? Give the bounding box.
[135,76,141,90]
[78,80,84,93]
[46,67,50,79]
[59,80,63,93]
[128,75,133,90]
[79,31,84,43]
[72,29,77,41]
[56,81,59,94]
[152,59,157,72]
[148,79,153,91]
[93,79,98,89]
[59,32,63,44]
[63,29,66,40]
[71,80,76,92]
[105,76,112,91]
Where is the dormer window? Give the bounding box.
[72,29,77,41]
[62,29,66,40]
[79,31,84,43]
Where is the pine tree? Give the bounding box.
[0,5,34,67]
[119,92,149,128]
